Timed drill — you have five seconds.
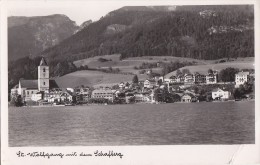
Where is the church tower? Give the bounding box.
[38,57,49,91]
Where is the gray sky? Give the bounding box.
[8,2,126,25]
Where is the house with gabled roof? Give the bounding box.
[184,74,194,84]
[194,73,206,84]
[176,75,185,83]
[212,88,231,100]
[206,72,218,84]
[181,93,197,103]
[144,79,156,88]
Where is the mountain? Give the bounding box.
[77,20,92,32]
[8,5,254,92]
[40,5,254,62]
[8,14,79,61]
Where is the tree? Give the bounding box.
[153,89,160,102]
[243,82,253,93]
[132,75,139,84]
[176,69,182,76]
[157,79,163,86]
[194,86,199,94]
[72,95,77,104]
[182,68,191,75]
[125,82,130,87]
[119,54,123,61]
[206,94,213,102]
[139,70,146,74]
[13,95,24,107]
[233,88,241,99]
[238,85,246,96]
[219,67,239,82]
[208,69,213,74]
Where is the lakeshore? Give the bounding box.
[9,98,255,109]
[9,101,255,146]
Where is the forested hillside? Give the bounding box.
[41,5,254,61]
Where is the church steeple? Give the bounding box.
[39,57,48,66]
[38,57,49,91]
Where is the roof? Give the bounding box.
[236,72,250,76]
[207,73,216,77]
[177,75,184,78]
[19,79,59,89]
[173,93,183,97]
[92,89,115,94]
[212,88,228,92]
[184,90,196,95]
[39,57,48,66]
[169,75,177,79]
[60,92,72,97]
[182,93,196,98]
[20,80,38,89]
[145,79,156,82]
[184,74,193,77]
[212,88,223,92]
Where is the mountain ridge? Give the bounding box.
[8,14,79,61]
[40,5,254,62]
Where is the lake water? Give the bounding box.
[9,101,255,146]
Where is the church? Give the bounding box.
[13,57,59,102]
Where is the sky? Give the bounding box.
[7,1,127,25]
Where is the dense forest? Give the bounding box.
[41,5,254,61]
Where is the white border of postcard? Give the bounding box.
[1,0,260,165]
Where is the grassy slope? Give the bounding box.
[55,70,148,88]
[165,59,254,78]
[63,55,254,88]
[73,54,212,75]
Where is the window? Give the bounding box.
[43,82,45,85]
[31,91,33,94]
[27,91,29,95]
[43,68,46,72]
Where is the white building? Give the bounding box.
[165,76,177,84]
[235,71,250,88]
[206,73,218,84]
[31,92,43,102]
[92,89,116,102]
[66,88,74,93]
[181,93,197,103]
[17,80,39,101]
[176,75,185,83]
[212,88,231,100]
[134,93,150,102]
[184,74,194,84]
[144,79,156,88]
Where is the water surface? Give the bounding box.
[9,101,255,146]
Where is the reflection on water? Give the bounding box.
[9,101,255,146]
